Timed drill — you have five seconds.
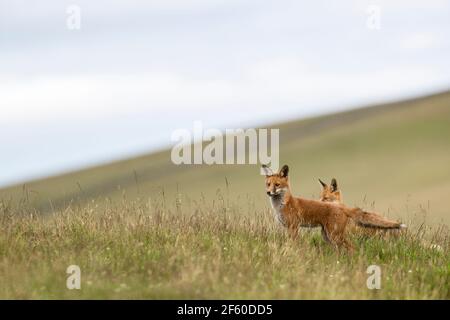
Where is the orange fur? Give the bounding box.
[262,165,405,251]
[318,178,403,237]
[319,178,342,204]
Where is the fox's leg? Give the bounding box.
[287,224,299,241]
[321,226,331,244]
[323,224,339,249]
[340,237,354,253]
[339,219,355,252]
[328,231,350,252]
[324,222,354,253]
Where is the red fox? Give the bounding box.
[318,178,403,238]
[262,165,406,251]
[318,178,374,237]
[318,178,342,204]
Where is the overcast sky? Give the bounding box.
[1,0,450,186]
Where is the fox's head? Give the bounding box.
[318,178,342,204]
[261,164,290,197]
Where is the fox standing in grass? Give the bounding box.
[262,165,406,251]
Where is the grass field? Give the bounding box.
[0,197,448,299]
[0,91,449,299]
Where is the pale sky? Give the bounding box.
[1,0,450,186]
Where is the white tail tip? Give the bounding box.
[399,224,407,229]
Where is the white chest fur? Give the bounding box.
[270,195,286,227]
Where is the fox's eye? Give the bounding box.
[266,182,270,187]
[275,183,280,187]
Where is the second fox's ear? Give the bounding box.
[318,178,327,188]
[279,165,289,178]
[261,164,273,176]
[331,178,338,192]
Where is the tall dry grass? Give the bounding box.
[0,193,448,299]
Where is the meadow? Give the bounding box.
[0,194,448,299]
[0,91,449,299]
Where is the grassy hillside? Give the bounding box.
[2,91,450,224]
[0,91,449,299]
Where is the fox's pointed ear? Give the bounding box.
[279,165,289,178]
[318,178,327,188]
[331,178,338,192]
[261,164,273,176]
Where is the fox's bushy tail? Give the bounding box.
[347,208,407,229]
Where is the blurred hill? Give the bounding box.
[1,91,449,224]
